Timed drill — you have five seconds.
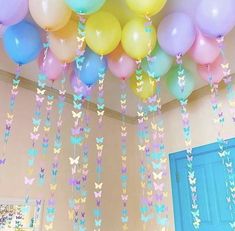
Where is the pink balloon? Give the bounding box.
[189,30,220,65]
[108,45,137,80]
[0,0,28,26]
[38,49,64,81]
[197,55,224,84]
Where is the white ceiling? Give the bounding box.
[0,0,235,117]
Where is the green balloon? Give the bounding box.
[166,66,195,100]
[142,45,173,79]
[65,0,106,15]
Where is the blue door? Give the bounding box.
[170,138,235,231]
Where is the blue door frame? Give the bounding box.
[169,137,235,231]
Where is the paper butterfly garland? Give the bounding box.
[137,103,152,230]
[93,66,105,231]
[44,70,67,231]
[1,65,21,165]
[179,97,201,229]
[216,37,235,123]
[120,80,129,230]
[69,85,86,231]
[148,82,169,229]
[176,54,186,93]
[207,73,235,227]
[78,114,91,231]
[38,93,54,186]
[23,46,49,221]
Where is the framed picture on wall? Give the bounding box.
[0,198,44,231]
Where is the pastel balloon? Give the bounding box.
[29,0,72,31]
[166,66,195,100]
[130,72,157,100]
[76,48,107,86]
[38,49,64,81]
[85,11,122,55]
[102,0,135,26]
[3,20,42,65]
[65,0,106,15]
[189,30,220,65]
[197,55,224,84]
[0,0,28,26]
[49,20,82,63]
[196,0,235,37]
[108,45,137,80]
[122,18,157,60]
[125,0,167,17]
[158,13,196,56]
[70,72,90,98]
[142,44,173,78]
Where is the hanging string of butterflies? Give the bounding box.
[1,0,235,230]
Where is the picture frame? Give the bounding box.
[0,198,44,231]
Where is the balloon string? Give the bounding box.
[1,64,22,165]
[179,99,200,230]
[44,66,66,231]
[93,68,105,230]
[120,79,128,230]
[216,37,235,123]
[207,67,235,226]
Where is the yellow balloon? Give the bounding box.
[85,11,122,55]
[102,0,135,26]
[29,0,72,31]
[125,0,167,17]
[122,18,157,60]
[130,72,157,100]
[49,20,83,63]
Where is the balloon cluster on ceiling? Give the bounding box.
[1,0,235,100]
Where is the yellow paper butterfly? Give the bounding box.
[50,184,57,191]
[95,182,103,189]
[54,148,61,154]
[68,210,74,220]
[45,223,53,230]
[138,145,145,151]
[37,88,46,95]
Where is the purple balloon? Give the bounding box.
[157,12,196,56]
[196,0,235,37]
[0,0,28,26]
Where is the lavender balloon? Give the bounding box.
[196,0,235,37]
[158,12,196,56]
[0,0,28,26]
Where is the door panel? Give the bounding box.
[170,138,235,231]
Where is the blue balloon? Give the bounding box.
[65,0,106,15]
[76,48,107,86]
[166,66,195,100]
[142,45,173,78]
[3,20,42,65]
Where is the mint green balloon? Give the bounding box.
[166,66,195,100]
[64,0,106,15]
[142,45,173,78]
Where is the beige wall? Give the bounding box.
[0,81,140,231]
[1,79,235,231]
